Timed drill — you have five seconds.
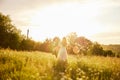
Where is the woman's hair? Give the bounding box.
[62,37,67,47]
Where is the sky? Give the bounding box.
[0,0,120,44]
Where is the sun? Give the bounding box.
[29,2,103,41]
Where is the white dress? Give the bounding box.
[57,46,68,61]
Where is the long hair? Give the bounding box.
[62,37,67,47]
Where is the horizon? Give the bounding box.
[0,0,120,45]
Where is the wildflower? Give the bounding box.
[76,78,82,80]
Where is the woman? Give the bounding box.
[55,37,68,73]
[57,37,68,62]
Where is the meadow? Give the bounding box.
[0,49,120,80]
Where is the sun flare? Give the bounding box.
[1,0,120,44]
[29,2,104,41]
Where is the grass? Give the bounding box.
[0,49,120,80]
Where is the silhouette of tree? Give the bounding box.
[0,12,22,50]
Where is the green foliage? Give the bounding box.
[20,39,35,51]
[90,42,104,56]
[102,44,120,57]
[89,42,117,57]
[104,50,114,57]
[0,12,22,50]
[0,12,43,51]
[0,49,120,80]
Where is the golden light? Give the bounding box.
[73,46,80,54]
[29,2,104,41]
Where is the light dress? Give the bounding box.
[57,46,67,62]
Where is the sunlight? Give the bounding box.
[29,2,104,41]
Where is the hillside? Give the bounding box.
[0,49,120,80]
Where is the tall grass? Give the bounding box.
[0,49,120,80]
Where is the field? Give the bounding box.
[0,49,120,80]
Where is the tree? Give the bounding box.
[66,32,77,54]
[90,42,104,56]
[39,38,53,52]
[66,32,77,46]
[0,12,22,50]
[19,39,35,51]
[104,50,114,57]
[75,36,92,55]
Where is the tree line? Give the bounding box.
[0,12,119,57]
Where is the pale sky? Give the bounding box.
[0,0,120,44]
